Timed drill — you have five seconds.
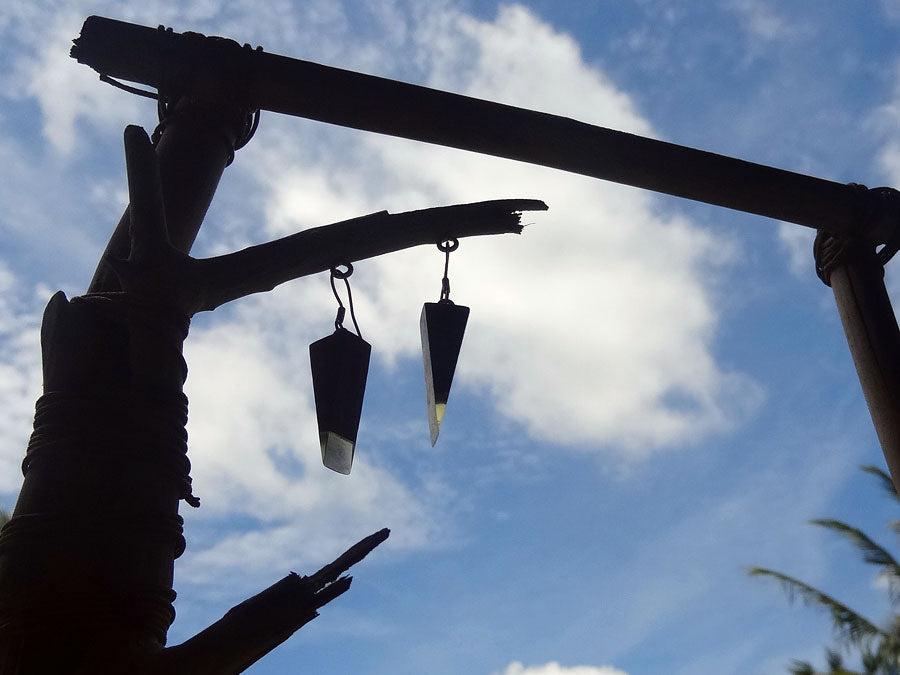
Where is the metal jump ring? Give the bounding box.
[437,239,459,253]
[330,262,354,279]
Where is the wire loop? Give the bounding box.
[437,239,459,302]
[331,262,354,279]
[99,74,160,100]
[330,263,362,337]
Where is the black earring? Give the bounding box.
[309,263,371,474]
[421,239,469,446]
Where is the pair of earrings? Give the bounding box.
[309,241,469,475]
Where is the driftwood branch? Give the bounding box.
[192,198,546,312]
[106,125,547,315]
[151,529,390,674]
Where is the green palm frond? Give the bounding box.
[823,647,870,673]
[786,647,872,674]
[886,614,900,637]
[810,519,900,603]
[826,648,844,672]
[753,466,900,675]
[872,638,900,674]
[862,639,900,675]
[860,466,900,505]
[747,566,888,646]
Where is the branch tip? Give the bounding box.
[309,528,390,589]
[313,575,353,608]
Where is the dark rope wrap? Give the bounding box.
[814,183,898,286]
[22,390,199,508]
[0,390,195,645]
[814,230,852,286]
[0,511,186,558]
[0,512,184,645]
[149,23,262,163]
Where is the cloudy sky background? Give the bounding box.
[2,2,900,673]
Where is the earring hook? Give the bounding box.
[330,262,362,337]
[437,239,459,303]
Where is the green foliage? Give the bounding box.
[746,566,887,646]
[788,662,816,675]
[749,465,900,675]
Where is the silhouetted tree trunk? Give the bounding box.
[0,102,239,674]
[0,95,542,672]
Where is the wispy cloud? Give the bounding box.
[497,663,629,675]
[777,221,816,278]
[864,59,900,298]
[881,0,900,23]
[0,264,48,495]
[7,9,141,155]
[868,61,900,186]
[727,0,792,43]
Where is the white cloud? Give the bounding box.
[882,0,900,22]
[777,221,816,278]
[578,435,856,670]
[247,4,761,454]
[864,60,900,299]
[727,0,791,43]
[869,64,900,186]
[0,265,48,496]
[498,662,628,675]
[9,9,142,155]
[178,291,454,587]
[433,5,652,132]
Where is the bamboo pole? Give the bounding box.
[822,241,900,491]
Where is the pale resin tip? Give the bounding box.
[321,431,355,474]
[428,402,446,446]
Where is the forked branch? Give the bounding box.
[107,126,547,315]
[150,529,390,674]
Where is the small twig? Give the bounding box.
[150,529,390,674]
[308,527,390,595]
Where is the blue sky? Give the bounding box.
[1,2,900,674]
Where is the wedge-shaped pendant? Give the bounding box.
[309,327,371,474]
[421,300,469,446]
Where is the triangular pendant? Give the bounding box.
[421,300,469,445]
[309,327,371,474]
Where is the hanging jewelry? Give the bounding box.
[309,263,371,474]
[421,239,469,446]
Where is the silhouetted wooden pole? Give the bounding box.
[0,101,249,673]
[816,234,900,490]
